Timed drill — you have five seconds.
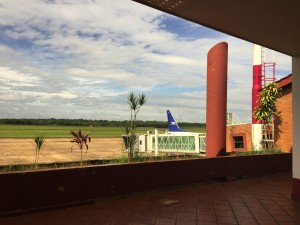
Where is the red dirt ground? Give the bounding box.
[0,138,125,166]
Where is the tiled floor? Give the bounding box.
[1,173,300,225]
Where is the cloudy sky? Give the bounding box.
[0,0,291,123]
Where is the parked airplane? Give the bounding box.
[167,110,187,133]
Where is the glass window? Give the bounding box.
[233,136,244,149]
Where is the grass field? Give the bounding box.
[0,125,206,138]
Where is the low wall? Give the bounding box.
[0,153,292,214]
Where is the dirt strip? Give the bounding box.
[0,138,125,166]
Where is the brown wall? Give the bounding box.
[0,154,291,215]
[274,83,293,151]
[226,124,252,152]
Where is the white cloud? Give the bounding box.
[142,53,199,66]
[0,93,22,102]
[0,67,41,85]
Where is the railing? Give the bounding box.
[262,124,274,149]
[151,134,206,154]
[227,112,242,125]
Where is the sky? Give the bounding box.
[0,0,292,123]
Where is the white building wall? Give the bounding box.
[293,57,300,179]
[138,135,146,152]
[252,124,263,150]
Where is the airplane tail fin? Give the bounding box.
[167,110,186,132]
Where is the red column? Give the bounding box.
[206,42,228,157]
[252,64,262,124]
[252,44,262,124]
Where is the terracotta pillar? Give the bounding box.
[206,42,228,157]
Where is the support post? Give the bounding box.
[195,134,200,153]
[206,42,228,157]
[292,56,300,201]
[155,129,158,156]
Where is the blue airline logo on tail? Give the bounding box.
[167,110,186,132]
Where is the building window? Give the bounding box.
[233,136,244,148]
[231,133,247,151]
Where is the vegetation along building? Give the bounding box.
[226,74,292,152]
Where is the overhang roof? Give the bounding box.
[132,0,300,57]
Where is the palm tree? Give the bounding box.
[33,135,46,170]
[126,92,146,161]
[70,130,91,166]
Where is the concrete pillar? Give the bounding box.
[206,42,228,157]
[292,56,300,201]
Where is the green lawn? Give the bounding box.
[183,127,206,133]
[0,125,206,138]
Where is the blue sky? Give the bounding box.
[0,0,291,122]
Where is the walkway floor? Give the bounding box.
[1,172,299,225]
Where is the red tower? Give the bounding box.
[252,44,262,124]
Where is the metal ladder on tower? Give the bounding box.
[260,47,276,149]
[261,47,276,87]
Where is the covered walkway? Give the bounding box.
[1,172,299,225]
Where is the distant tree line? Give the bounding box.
[0,118,206,128]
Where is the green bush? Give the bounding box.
[0,154,201,173]
[233,149,284,156]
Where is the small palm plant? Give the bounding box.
[33,135,46,170]
[126,92,146,162]
[70,130,91,166]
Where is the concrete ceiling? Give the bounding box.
[132,0,300,57]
